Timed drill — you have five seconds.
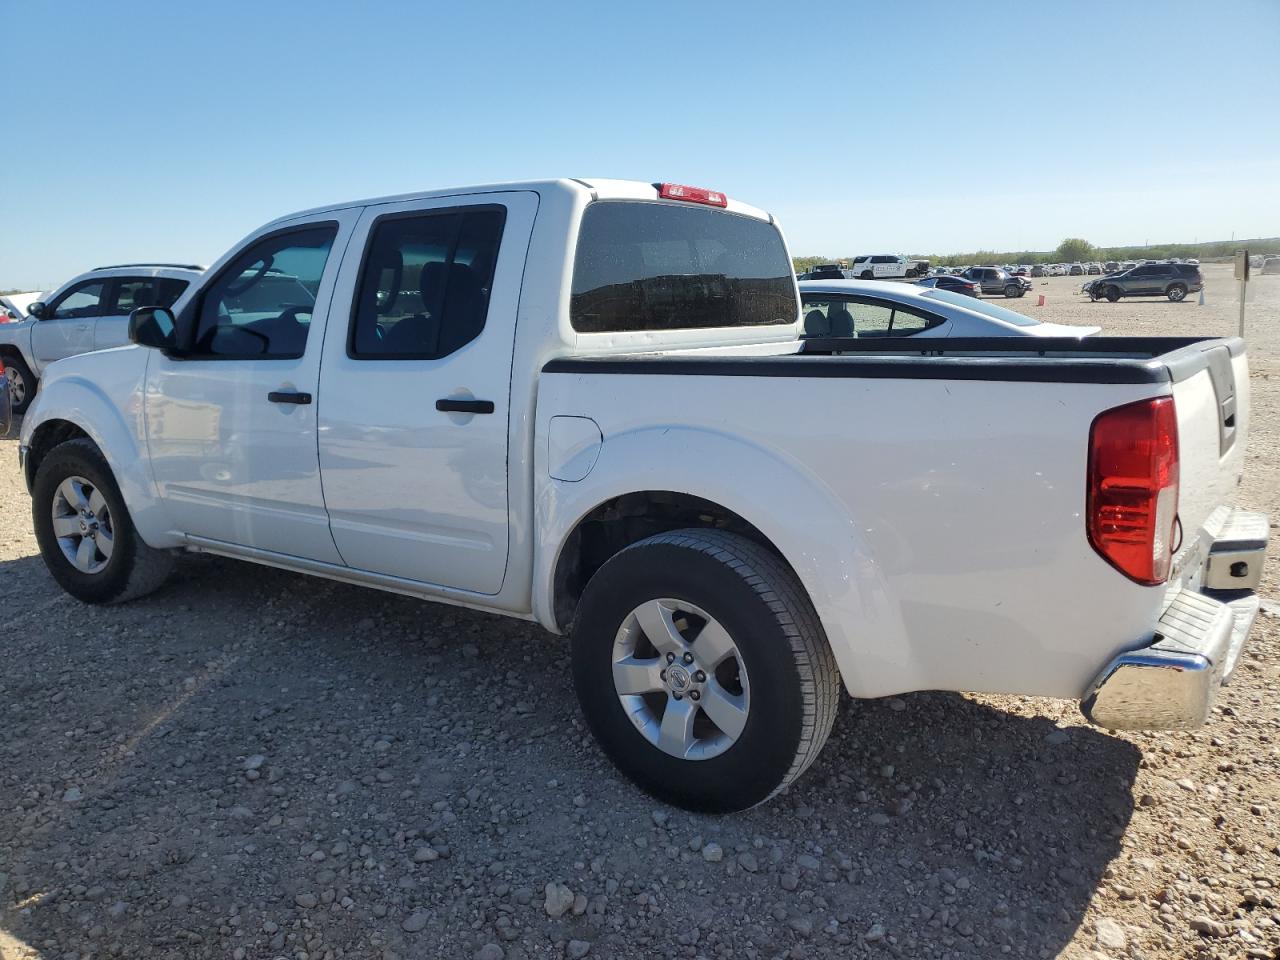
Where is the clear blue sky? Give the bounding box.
[3,0,1278,289]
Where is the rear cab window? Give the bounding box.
[570,201,797,334]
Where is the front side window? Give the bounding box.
[192,225,337,359]
[52,281,105,319]
[571,201,796,333]
[350,207,505,359]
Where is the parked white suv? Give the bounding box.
[17,178,1267,811]
[850,254,928,280]
[0,264,202,413]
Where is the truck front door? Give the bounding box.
[144,219,353,562]
[315,191,538,595]
[31,280,103,370]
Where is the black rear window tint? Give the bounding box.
[570,201,797,333]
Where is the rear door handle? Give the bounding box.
[268,391,312,405]
[436,398,494,414]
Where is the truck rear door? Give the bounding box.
[316,191,538,595]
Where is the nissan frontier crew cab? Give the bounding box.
[18,178,1267,812]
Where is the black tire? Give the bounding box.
[860,270,874,280]
[32,438,175,604]
[1167,283,1187,302]
[1105,285,1121,303]
[572,529,840,812]
[1003,285,1019,298]
[4,354,36,414]
[905,268,918,279]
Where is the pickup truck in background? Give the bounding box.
[18,178,1267,812]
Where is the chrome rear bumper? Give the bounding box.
[1081,509,1268,731]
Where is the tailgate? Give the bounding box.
[1170,340,1249,553]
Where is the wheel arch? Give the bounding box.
[21,377,178,548]
[533,425,907,697]
[548,490,790,632]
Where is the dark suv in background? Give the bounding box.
[1085,263,1203,302]
[960,266,1032,298]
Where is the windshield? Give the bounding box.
[571,201,797,333]
[921,287,1040,327]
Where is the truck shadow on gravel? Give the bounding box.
[0,554,1142,960]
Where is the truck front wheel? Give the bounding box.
[4,354,36,414]
[571,529,840,812]
[32,438,175,604]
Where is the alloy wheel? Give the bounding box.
[610,598,751,760]
[51,475,114,574]
[8,368,26,407]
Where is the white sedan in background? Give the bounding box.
[799,279,1100,338]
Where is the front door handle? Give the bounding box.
[436,398,494,414]
[268,391,312,405]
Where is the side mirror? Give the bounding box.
[28,301,47,320]
[129,306,181,352]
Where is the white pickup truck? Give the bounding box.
[13,178,1267,812]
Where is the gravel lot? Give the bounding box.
[1,263,1277,960]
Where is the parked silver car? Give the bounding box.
[798,280,1100,338]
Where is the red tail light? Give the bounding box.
[657,183,728,207]
[1087,397,1179,585]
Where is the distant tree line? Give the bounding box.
[793,236,1280,272]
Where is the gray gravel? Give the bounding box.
[0,265,1277,959]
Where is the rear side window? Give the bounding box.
[108,278,188,314]
[801,296,943,338]
[570,201,796,333]
[351,207,505,359]
[156,278,189,308]
[922,287,1039,326]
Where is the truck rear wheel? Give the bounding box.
[32,439,175,604]
[5,354,36,414]
[860,270,873,280]
[571,529,840,812]
[1167,283,1187,302]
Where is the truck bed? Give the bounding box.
[547,336,1244,386]
[538,335,1248,701]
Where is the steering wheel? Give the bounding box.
[278,305,313,326]
[224,257,274,297]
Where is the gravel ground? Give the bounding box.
[1,263,1277,960]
